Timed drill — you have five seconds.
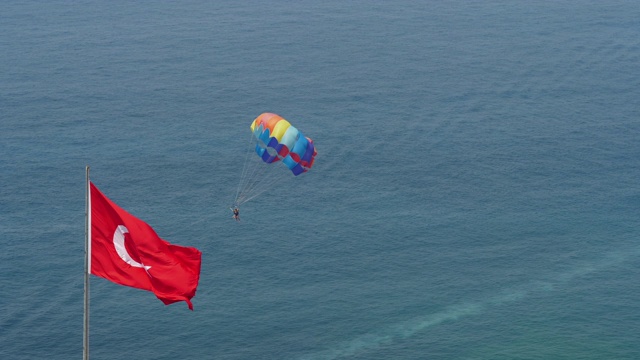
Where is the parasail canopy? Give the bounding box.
[233,113,317,207]
[250,112,317,175]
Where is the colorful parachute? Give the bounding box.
[233,113,317,206]
[251,113,317,175]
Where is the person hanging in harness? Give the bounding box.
[231,207,240,221]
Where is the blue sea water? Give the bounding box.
[1,1,640,359]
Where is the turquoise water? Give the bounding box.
[1,1,640,359]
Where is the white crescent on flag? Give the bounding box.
[113,225,151,270]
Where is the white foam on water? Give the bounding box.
[301,248,637,360]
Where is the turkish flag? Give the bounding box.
[89,182,202,310]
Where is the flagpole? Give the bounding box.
[84,165,90,360]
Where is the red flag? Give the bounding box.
[89,182,202,310]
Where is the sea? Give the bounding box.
[1,1,639,359]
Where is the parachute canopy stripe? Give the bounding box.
[280,126,300,150]
[271,120,292,141]
[251,113,284,135]
[300,138,316,165]
[290,136,309,159]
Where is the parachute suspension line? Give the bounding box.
[233,131,285,207]
[235,160,286,206]
[237,177,283,204]
[235,150,266,205]
[236,167,287,205]
[233,135,294,206]
[233,131,260,206]
[240,159,274,195]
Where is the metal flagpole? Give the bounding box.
[84,165,90,360]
